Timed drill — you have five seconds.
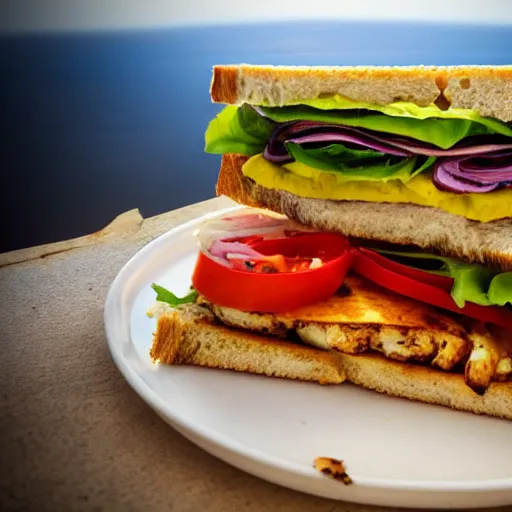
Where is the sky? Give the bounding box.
[1,0,512,33]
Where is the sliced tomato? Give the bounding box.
[192,233,355,313]
[352,249,512,330]
[359,248,454,291]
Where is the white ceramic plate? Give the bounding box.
[104,206,512,509]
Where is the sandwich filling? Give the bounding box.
[149,211,512,395]
[198,275,512,394]
[149,275,512,394]
[204,98,512,221]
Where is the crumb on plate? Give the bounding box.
[313,456,353,485]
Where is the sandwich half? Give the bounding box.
[208,64,512,271]
[149,64,512,420]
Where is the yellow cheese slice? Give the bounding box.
[242,154,512,222]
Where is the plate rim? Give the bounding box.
[104,204,512,493]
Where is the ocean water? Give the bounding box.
[2,20,511,252]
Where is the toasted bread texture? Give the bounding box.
[210,64,512,122]
[150,304,512,421]
[216,154,512,272]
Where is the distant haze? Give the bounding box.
[1,0,512,33]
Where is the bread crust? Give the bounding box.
[216,154,512,272]
[210,64,512,122]
[210,66,239,105]
[150,305,512,421]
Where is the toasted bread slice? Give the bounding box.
[215,153,512,272]
[150,305,346,384]
[210,64,512,121]
[150,304,512,420]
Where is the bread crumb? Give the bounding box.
[146,301,175,319]
[314,457,353,485]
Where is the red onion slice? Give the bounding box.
[388,138,512,157]
[287,132,410,156]
[262,121,512,163]
[433,150,512,193]
[433,165,502,193]
[196,210,316,267]
[209,239,268,262]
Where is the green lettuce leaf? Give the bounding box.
[488,273,512,306]
[204,104,275,155]
[374,248,512,308]
[442,261,494,307]
[286,142,435,182]
[293,95,512,131]
[151,283,198,306]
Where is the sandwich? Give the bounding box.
[148,64,512,420]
